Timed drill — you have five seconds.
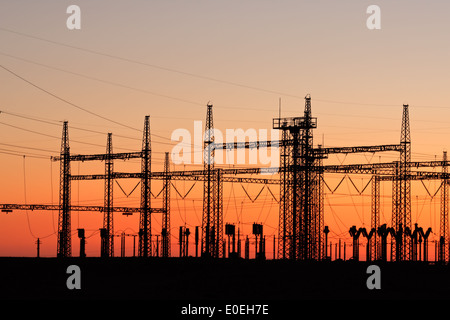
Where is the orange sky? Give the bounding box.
[0,1,450,258]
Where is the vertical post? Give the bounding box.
[394,104,412,260]
[195,226,199,257]
[100,228,107,257]
[245,236,249,259]
[237,227,241,258]
[261,235,266,259]
[202,103,215,258]
[273,235,276,260]
[418,234,422,261]
[162,152,171,257]
[57,121,71,257]
[77,229,85,258]
[227,231,231,258]
[334,243,337,260]
[104,133,114,257]
[216,169,224,258]
[185,228,190,257]
[179,226,183,257]
[121,232,125,257]
[440,151,449,262]
[156,234,160,257]
[330,242,332,260]
[371,174,380,261]
[343,242,346,261]
[36,238,41,258]
[232,230,236,255]
[255,235,258,259]
[139,116,152,257]
[339,238,341,260]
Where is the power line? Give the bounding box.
[0,51,205,108]
[3,28,450,114]
[0,51,285,117]
[0,63,141,132]
[0,109,189,148]
[0,27,305,100]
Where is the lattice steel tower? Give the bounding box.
[392,104,411,261]
[274,95,322,260]
[440,151,449,262]
[103,132,114,257]
[162,152,171,257]
[201,103,223,258]
[57,121,72,257]
[139,115,152,257]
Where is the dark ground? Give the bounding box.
[0,257,448,314]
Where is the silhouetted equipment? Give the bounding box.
[58,121,71,258]
[35,238,41,258]
[440,151,449,262]
[4,96,450,264]
[252,223,265,259]
[179,226,190,257]
[162,152,171,258]
[323,226,330,260]
[139,115,152,258]
[202,104,223,259]
[121,232,125,257]
[195,226,199,257]
[77,228,86,258]
[100,228,108,258]
[104,133,114,257]
[349,226,375,261]
[245,236,249,259]
[225,223,238,258]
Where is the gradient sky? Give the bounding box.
[0,0,450,258]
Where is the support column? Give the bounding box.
[162,152,171,257]
[440,151,449,262]
[57,121,72,257]
[104,133,114,257]
[139,116,152,257]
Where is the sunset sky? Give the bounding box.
[0,0,450,258]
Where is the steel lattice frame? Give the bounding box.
[162,152,171,257]
[278,128,292,259]
[391,104,412,261]
[202,104,218,257]
[371,174,380,260]
[57,121,71,257]
[103,133,114,257]
[440,151,449,262]
[139,115,152,257]
[275,95,323,260]
[216,169,224,258]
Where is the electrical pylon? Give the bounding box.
[162,152,171,257]
[57,121,71,257]
[103,132,114,257]
[371,173,380,260]
[139,115,152,257]
[440,151,449,262]
[202,103,216,257]
[392,104,412,261]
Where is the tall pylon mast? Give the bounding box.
[57,121,72,257]
[202,103,215,257]
[274,94,321,260]
[139,115,152,257]
[392,104,412,260]
[162,152,171,257]
[103,133,114,257]
[440,151,449,262]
